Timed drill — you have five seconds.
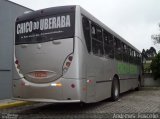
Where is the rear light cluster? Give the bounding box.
[63,54,73,74]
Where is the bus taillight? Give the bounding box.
[63,54,73,74]
[68,56,73,61]
[15,59,20,69]
[66,62,71,67]
[15,59,19,65]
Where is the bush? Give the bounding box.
[150,53,160,80]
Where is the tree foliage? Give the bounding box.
[151,34,160,44]
[150,53,160,80]
[151,23,160,44]
[142,47,157,74]
[142,47,157,60]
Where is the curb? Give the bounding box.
[0,101,33,109]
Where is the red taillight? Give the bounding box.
[68,56,73,61]
[63,54,73,74]
[87,80,92,83]
[15,60,19,65]
[66,62,71,67]
[15,59,20,69]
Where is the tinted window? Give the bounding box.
[91,24,103,42]
[82,17,91,53]
[114,37,123,60]
[123,44,129,62]
[103,30,114,58]
[129,48,134,63]
[91,23,104,56]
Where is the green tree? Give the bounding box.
[151,24,160,44]
[151,34,160,44]
[150,53,160,80]
[142,47,157,60]
[149,47,157,57]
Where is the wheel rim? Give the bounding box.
[115,87,118,97]
[114,80,119,97]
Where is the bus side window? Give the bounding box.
[103,30,114,58]
[133,50,137,64]
[91,23,104,57]
[123,43,127,62]
[126,46,130,62]
[114,37,123,61]
[82,16,91,53]
[129,48,134,64]
[123,44,129,62]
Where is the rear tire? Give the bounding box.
[111,77,120,101]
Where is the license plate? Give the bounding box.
[33,71,47,78]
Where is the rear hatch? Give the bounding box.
[15,6,75,83]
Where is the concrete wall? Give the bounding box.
[0,0,32,99]
[143,74,160,87]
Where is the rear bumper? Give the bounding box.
[13,78,85,102]
[13,98,80,103]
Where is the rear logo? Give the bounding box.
[16,15,71,35]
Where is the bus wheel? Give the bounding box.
[111,77,120,101]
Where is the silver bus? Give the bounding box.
[13,5,142,103]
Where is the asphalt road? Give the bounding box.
[0,87,160,119]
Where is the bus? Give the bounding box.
[13,5,142,103]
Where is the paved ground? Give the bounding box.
[0,87,160,119]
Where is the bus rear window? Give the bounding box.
[15,12,75,45]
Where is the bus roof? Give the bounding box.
[79,5,141,53]
[16,5,76,22]
[16,5,141,53]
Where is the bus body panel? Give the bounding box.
[15,38,73,83]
